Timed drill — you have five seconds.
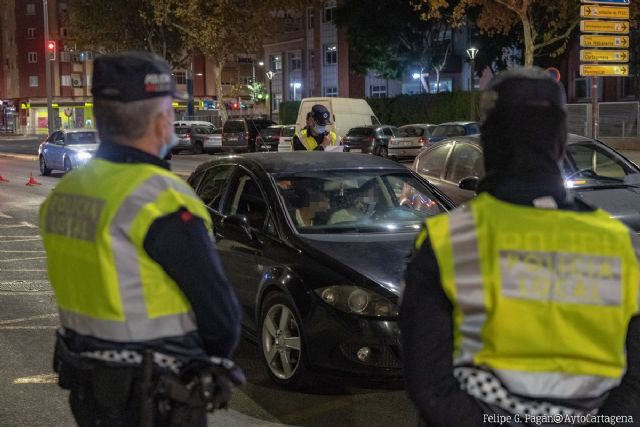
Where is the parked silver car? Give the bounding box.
[388,123,437,160]
[38,129,99,175]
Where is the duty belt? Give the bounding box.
[454,367,596,420]
[80,349,183,374]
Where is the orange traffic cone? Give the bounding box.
[0,175,9,183]
[25,172,42,186]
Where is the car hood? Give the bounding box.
[67,144,98,153]
[573,186,640,232]
[300,234,415,297]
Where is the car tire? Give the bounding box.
[248,140,256,153]
[63,157,72,174]
[259,292,309,388]
[193,142,204,154]
[377,146,389,158]
[39,156,51,176]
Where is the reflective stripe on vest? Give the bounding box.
[425,193,640,400]
[40,159,212,342]
[299,129,337,150]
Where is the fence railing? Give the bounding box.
[567,101,639,138]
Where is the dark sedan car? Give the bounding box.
[188,152,452,386]
[342,125,397,157]
[412,134,640,231]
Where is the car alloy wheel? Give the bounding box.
[39,156,51,176]
[378,146,388,158]
[63,157,72,173]
[260,293,307,386]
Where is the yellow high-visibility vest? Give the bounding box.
[39,158,212,342]
[299,128,337,151]
[417,192,640,401]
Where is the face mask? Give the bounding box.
[314,125,326,134]
[159,132,178,159]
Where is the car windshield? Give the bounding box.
[398,126,424,137]
[562,142,640,188]
[275,171,446,234]
[282,126,296,137]
[432,125,465,138]
[261,127,282,137]
[66,132,98,145]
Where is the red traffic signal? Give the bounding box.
[47,41,56,61]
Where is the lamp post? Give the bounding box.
[266,71,275,121]
[43,0,55,135]
[466,47,478,120]
[412,70,423,94]
[186,61,194,118]
[252,60,264,84]
[290,82,301,101]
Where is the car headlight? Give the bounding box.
[75,152,92,160]
[315,286,398,318]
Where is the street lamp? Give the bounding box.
[290,82,301,101]
[466,47,479,120]
[266,71,275,121]
[252,59,264,84]
[412,70,424,94]
[43,0,55,135]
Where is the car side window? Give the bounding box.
[197,165,235,211]
[54,132,65,144]
[417,143,452,179]
[467,124,480,134]
[226,173,269,231]
[383,127,394,137]
[445,143,484,183]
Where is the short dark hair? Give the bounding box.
[94,97,167,145]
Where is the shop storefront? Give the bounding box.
[18,99,95,135]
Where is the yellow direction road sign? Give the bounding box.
[581,5,630,19]
[580,64,629,77]
[580,20,629,34]
[580,50,629,62]
[580,35,629,47]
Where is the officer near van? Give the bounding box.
[40,52,243,426]
[293,104,337,151]
[399,67,640,426]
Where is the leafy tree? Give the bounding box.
[247,82,267,103]
[336,0,454,93]
[67,0,187,66]
[416,0,581,66]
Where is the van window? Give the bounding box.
[224,121,245,133]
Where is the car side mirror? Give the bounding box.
[222,214,255,242]
[459,176,479,192]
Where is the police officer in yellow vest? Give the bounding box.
[292,104,337,151]
[400,68,640,426]
[40,52,243,426]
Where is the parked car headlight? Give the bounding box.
[315,286,398,318]
[75,152,92,160]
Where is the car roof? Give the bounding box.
[61,128,96,133]
[428,133,597,148]
[400,124,436,128]
[196,152,409,175]
[435,121,478,126]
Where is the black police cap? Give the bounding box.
[311,104,331,125]
[92,51,187,103]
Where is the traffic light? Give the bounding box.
[47,41,56,61]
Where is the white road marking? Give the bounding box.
[0,257,46,262]
[0,250,44,253]
[0,235,40,238]
[0,314,58,325]
[0,212,12,219]
[13,374,58,384]
[0,223,36,229]
[21,221,37,228]
[0,269,47,271]
[0,326,57,330]
[0,238,42,243]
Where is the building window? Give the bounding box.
[270,55,282,71]
[289,52,301,71]
[307,8,314,29]
[61,75,71,86]
[240,76,252,85]
[27,52,37,63]
[26,3,35,15]
[370,85,387,98]
[324,44,337,65]
[60,27,68,37]
[323,7,336,23]
[27,28,36,39]
[174,71,187,85]
[29,76,38,87]
[324,87,338,97]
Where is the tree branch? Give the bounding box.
[533,18,578,50]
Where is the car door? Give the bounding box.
[50,131,66,170]
[440,142,484,204]
[216,167,274,329]
[415,142,454,191]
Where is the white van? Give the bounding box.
[295,97,380,143]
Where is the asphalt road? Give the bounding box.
[0,148,416,427]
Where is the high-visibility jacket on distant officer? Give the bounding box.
[39,159,211,342]
[418,192,640,408]
[298,128,337,151]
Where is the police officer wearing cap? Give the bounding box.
[399,67,640,426]
[40,52,242,426]
[293,104,337,150]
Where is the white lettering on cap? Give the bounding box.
[144,73,171,84]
